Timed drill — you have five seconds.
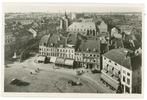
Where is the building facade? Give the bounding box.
[5,32,16,59]
[67,20,108,37]
[101,48,142,93]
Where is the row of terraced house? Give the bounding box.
[38,17,142,94]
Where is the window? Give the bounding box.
[93,60,96,62]
[93,55,96,57]
[125,86,130,93]
[112,67,114,70]
[127,72,130,76]
[123,70,126,74]
[127,78,130,85]
[104,57,106,60]
[109,60,111,62]
[115,63,117,66]
[137,77,140,83]
[123,76,126,82]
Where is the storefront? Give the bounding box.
[100,70,120,91]
[64,59,75,68]
[55,58,65,66]
[36,56,45,63]
[50,57,57,63]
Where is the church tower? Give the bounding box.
[59,12,70,30]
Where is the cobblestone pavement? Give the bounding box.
[4,57,115,93]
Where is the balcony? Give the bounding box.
[101,69,120,90]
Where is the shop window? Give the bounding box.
[127,72,130,76]
[127,78,130,85]
[121,84,124,92]
[125,86,130,93]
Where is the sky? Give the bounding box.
[3,3,143,13]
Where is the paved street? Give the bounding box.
[4,56,115,93]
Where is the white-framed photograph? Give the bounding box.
[1,2,144,98]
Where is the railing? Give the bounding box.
[101,70,120,83]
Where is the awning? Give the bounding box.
[55,58,65,64]
[65,59,74,66]
[101,70,119,90]
[50,57,57,63]
[37,56,45,61]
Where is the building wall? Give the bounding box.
[39,45,47,56]
[39,46,75,60]
[5,34,16,59]
[102,56,133,93]
[75,52,83,62]
[67,28,97,36]
[132,67,142,93]
[121,66,132,93]
[98,21,108,33]
[5,34,15,45]
[83,52,100,70]
[102,56,121,78]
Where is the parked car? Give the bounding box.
[76,70,83,75]
[68,80,82,86]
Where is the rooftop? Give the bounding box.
[39,34,50,46]
[68,22,96,30]
[67,33,78,45]
[78,39,101,53]
[103,48,141,70]
[39,33,66,47]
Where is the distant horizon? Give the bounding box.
[5,11,142,14]
[3,3,143,13]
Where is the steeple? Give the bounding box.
[64,11,68,19]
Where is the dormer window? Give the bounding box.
[51,43,53,47]
[87,48,89,52]
[93,48,96,52]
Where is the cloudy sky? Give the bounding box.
[3,3,143,13]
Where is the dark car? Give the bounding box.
[68,80,82,86]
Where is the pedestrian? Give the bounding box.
[97,90,99,93]
[35,69,38,73]
[30,72,32,75]
[37,68,40,71]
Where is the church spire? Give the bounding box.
[64,11,68,19]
